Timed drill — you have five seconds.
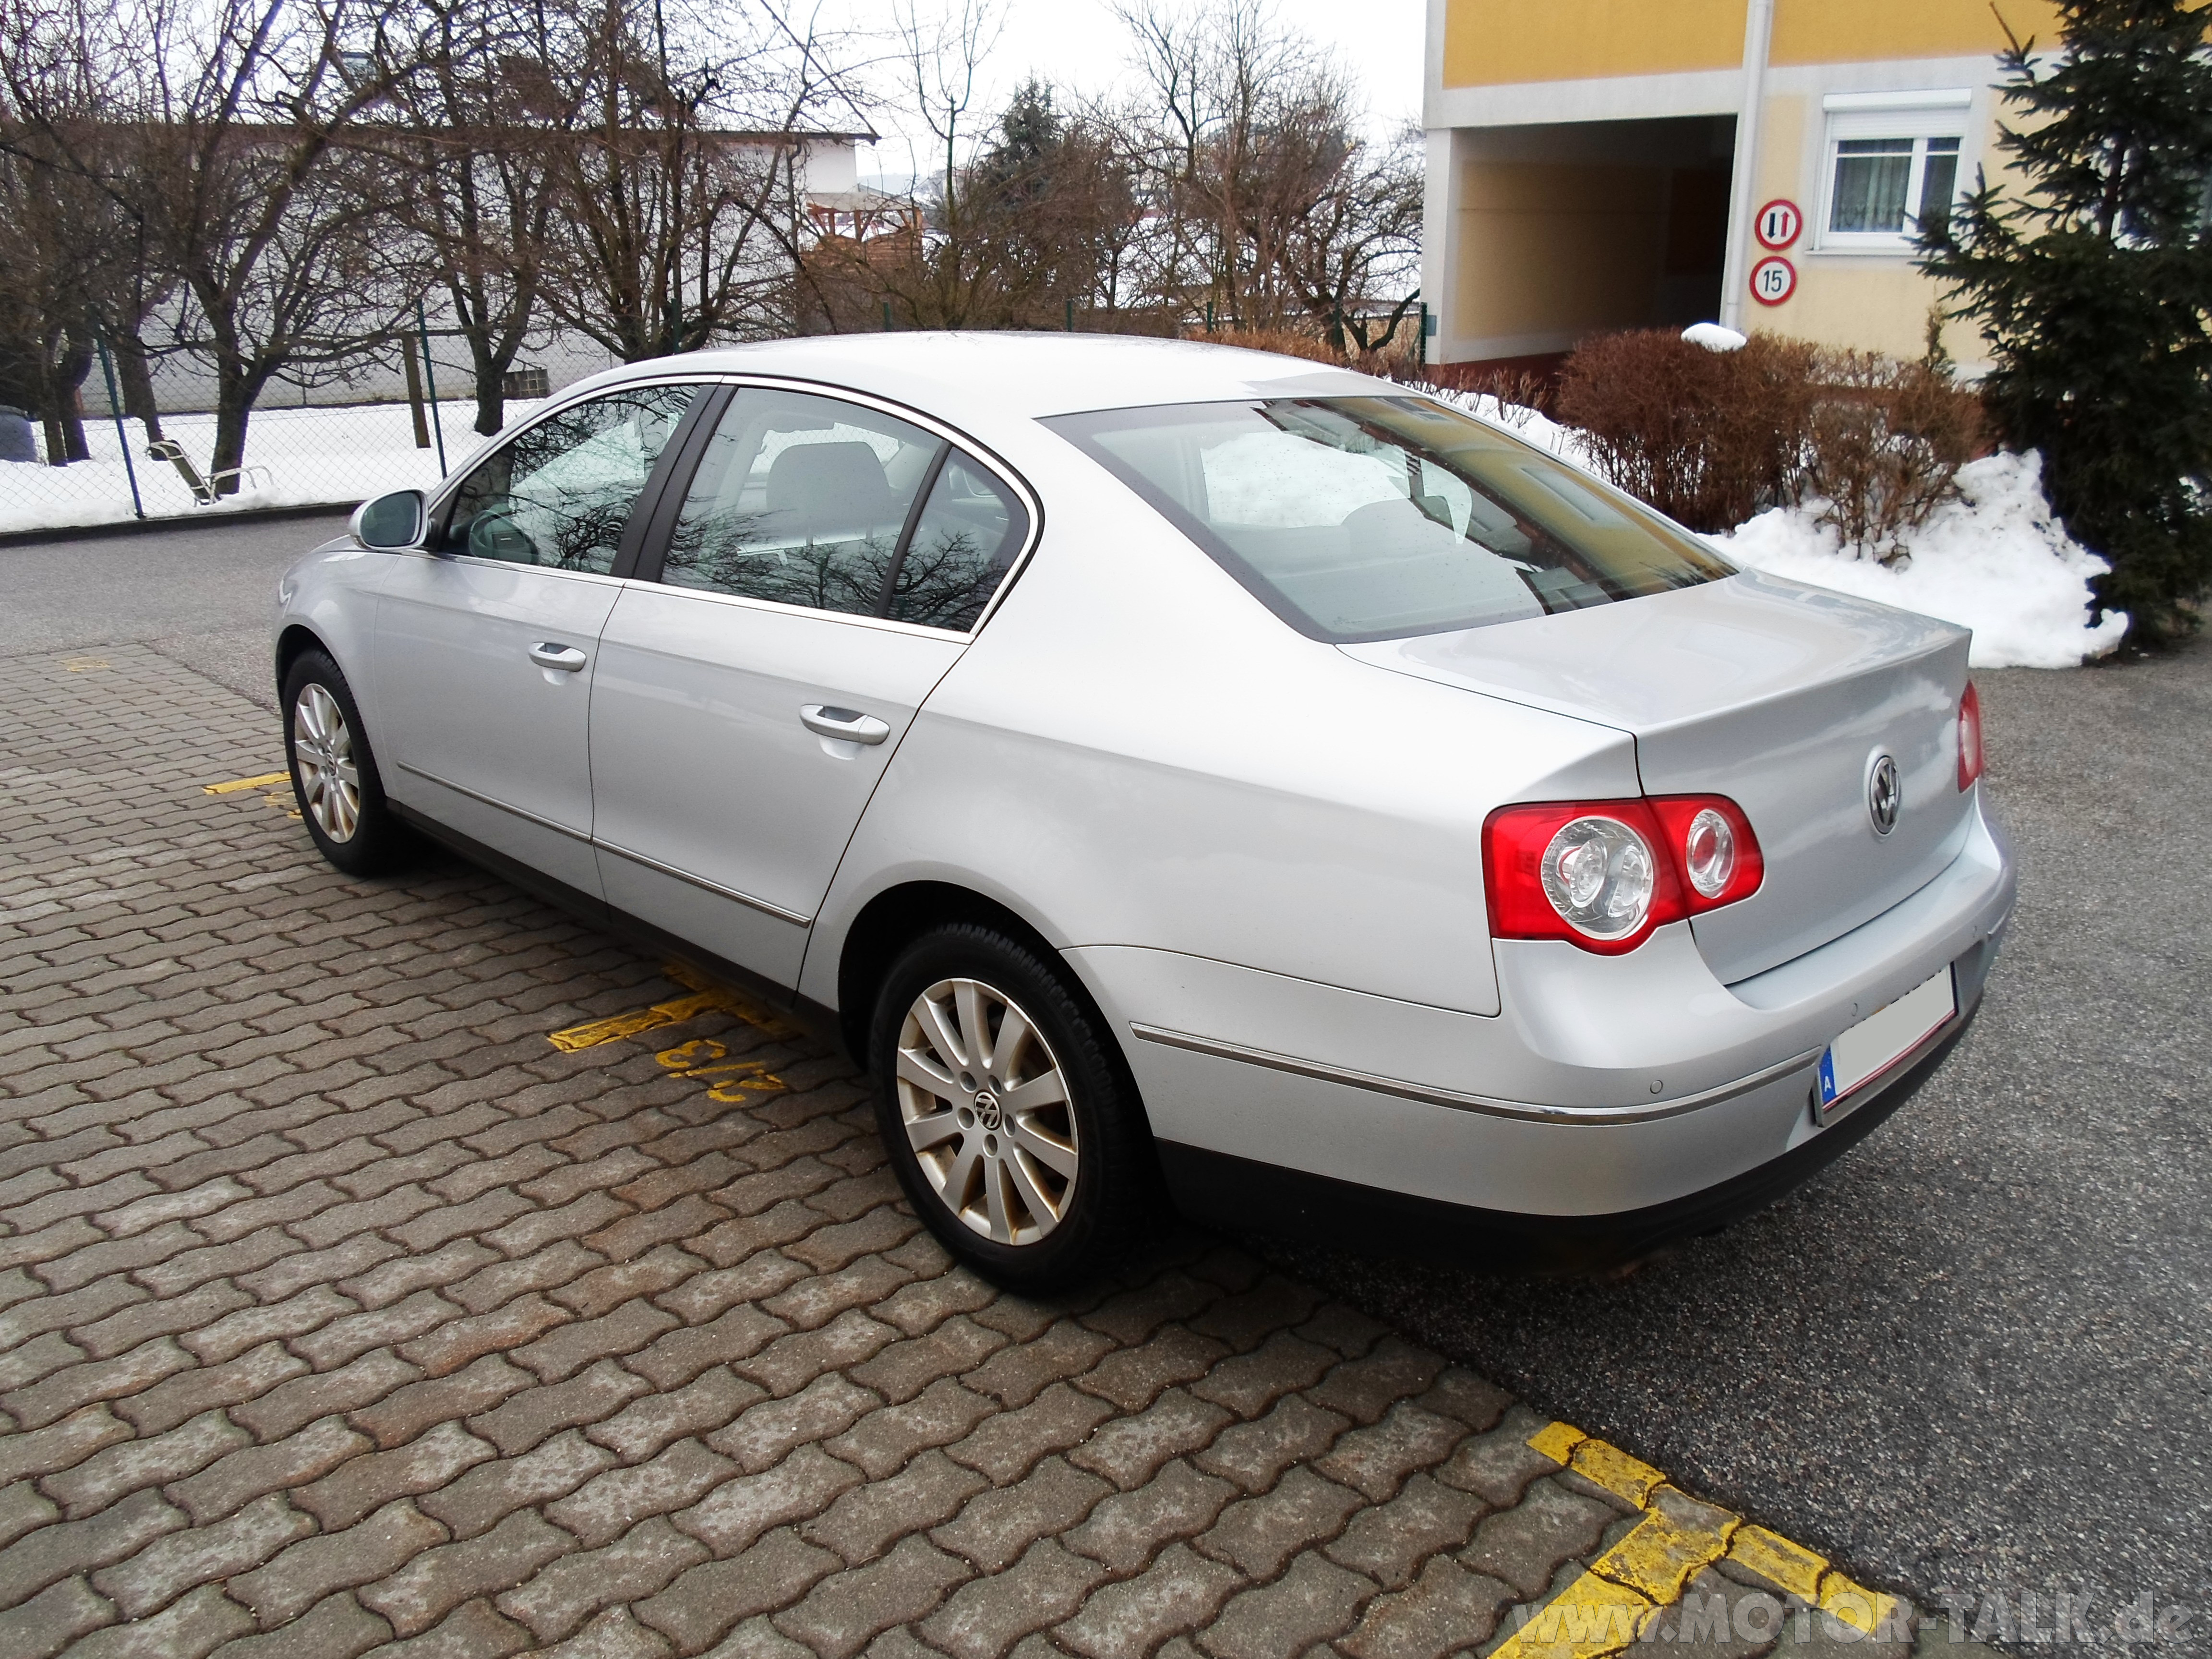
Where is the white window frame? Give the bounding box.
[1815,90,1972,255]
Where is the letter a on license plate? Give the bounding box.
[1816,966,1956,1121]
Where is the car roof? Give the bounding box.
[577,331,1406,421]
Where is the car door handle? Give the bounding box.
[801,704,891,745]
[529,643,589,673]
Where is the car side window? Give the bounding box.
[443,384,698,573]
[885,451,1030,631]
[659,388,943,616]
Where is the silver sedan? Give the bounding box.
[274,334,2014,1286]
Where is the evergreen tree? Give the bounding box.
[1918,0,2212,640]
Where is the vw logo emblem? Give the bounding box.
[973,1088,1003,1131]
[1867,754,1901,836]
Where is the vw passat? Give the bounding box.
[275,335,2013,1286]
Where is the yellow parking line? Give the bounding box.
[1489,1423,1906,1657]
[548,960,804,1053]
[204,772,290,794]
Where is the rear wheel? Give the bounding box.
[282,649,410,876]
[870,924,1153,1289]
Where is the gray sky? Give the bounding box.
[833,0,1427,182]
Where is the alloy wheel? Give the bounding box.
[895,976,1079,1245]
[291,682,361,842]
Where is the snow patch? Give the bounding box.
[1682,323,1748,353]
[1714,451,2128,669]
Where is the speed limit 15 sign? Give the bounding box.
[1750,255,1798,306]
[1755,199,1802,249]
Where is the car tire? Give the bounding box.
[281,649,411,877]
[869,923,1154,1290]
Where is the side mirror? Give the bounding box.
[351,489,426,550]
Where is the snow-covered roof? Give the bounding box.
[585,332,1397,421]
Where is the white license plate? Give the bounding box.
[1815,966,1957,1119]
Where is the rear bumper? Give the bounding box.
[1155,993,1979,1273]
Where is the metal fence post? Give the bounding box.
[92,329,145,521]
[416,299,448,477]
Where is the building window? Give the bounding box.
[1819,94,1971,252]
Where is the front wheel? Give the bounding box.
[870,924,1155,1290]
[281,649,411,877]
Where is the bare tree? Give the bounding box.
[530,0,855,362]
[1277,121,1422,358]
[0,0,415,485]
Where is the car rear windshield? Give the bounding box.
[1047,395,1734,643]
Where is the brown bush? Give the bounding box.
[1557,329,1820,532]
[1802,350,1984,562]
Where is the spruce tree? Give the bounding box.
[1918,0,2212,641]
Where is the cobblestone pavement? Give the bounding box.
[2,642,1997,1659]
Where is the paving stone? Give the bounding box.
[1305,1337,1446,1427]
[1053,1541,1245,1658]
[1627,1567,1784,1658]
[0,1487,186,1609]
[673,1444,866,1556]
[1197,1464,1366,1581]
[1313,1401,1467,1503]
[343,1243,503,1311]
[849,1318,1010,1407]
[709,1373,881,1475]
[931,1456,1112,1574]
[917,1538,1107,1659]
[1202,1549,1374,1659]
[1080,1271,1221,1346]
[355,1596,532,1658]
[1194,1394,1352,1496]
[869,1271,997,1340]
[1324,1471,1488,1590]
[697,1614,816,1658]
[468,1360,651,1458]
[1064,1459,1239,1572]
[1069,1387,1234,1491]
[539,1607,677,1659]
[802,1450,990,1567]
[0,1484,60,1551]
[358,1510,574,1637]
[1186,1333,1340,1424]
[1416,1367,1514,1435]
[1336,1552,1515,1659]
[547,1436,740,1548]
[4,1336,198,1429]
[67,1581,256,1659]
[552,1247,708,1321]
[92,1492,316,1618]
[1185,1277,1328,1354]
[826,1379,998,1480]
[636,1528,840,1650]
[233,1349,422,1442]
[8,1572,120,1659]
[736,1309,900,1398]
[1460,1476,1620,1599]
[396,1295,571,1380]
[351,1357,536,1450]
[230,1502,452,1628]
[171,1417,372,1524]
[0,1405,133,1486]
[651,1254,811,1327]
[1432,1406,1564,1508]
[512,1299,680,1383]
[293,1422,497,1530]
[771,1533,973,1659]
[448,1241,605,1317]
[495,1515,709,1642]
[962,1321,1115,1410]
[625,1305,789,1392]
[297,1293,466,1373]
[942,1384,1116,1487]
[62,1282,248,1362]
[42,1410,249,1518]
[417,1429,615,1539]
[206,1590,394,1659]
[587,1367,764,1464]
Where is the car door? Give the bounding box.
[589,383,1034,986]
[374,382,704,895]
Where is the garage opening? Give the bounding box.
[1436,114,1735,385]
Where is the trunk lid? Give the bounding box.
[1342,569,1974,983]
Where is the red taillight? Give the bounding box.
[1957,682,1984,791]
[1484,794,1763,956]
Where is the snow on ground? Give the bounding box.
[0,399,520,536]
[1712,452,2128,669]
[1426,386,2122,669]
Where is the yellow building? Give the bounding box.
[1421,0,2067,373]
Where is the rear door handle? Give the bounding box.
[801,704,891,745]
[529,642,588,673]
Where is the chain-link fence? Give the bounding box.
[0,329,617,536]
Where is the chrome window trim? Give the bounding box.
[1127,1022,1827,1125]
[652,371,1046,641]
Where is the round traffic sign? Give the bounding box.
[1750,255,1797,306]
[1755,198,1802,250]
